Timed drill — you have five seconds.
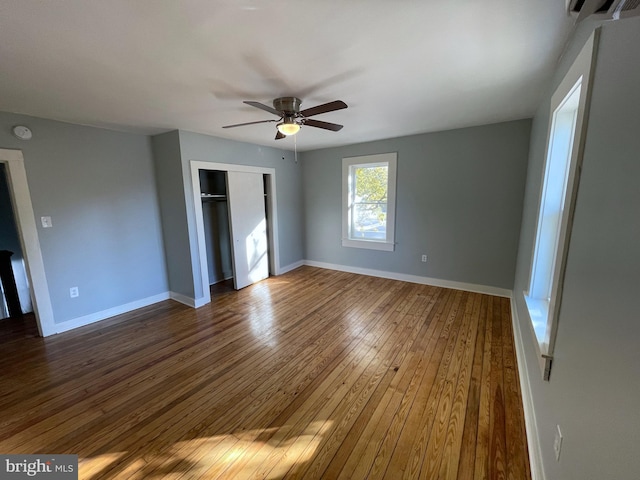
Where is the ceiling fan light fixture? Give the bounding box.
[277,121,301,136]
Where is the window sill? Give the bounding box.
[524,293,554,380]
[342,238,395,251]
[524,295,549,349]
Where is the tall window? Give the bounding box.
[526,82,581,342]
[342,153,397,251]
[524,31,596,379]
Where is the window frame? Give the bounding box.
[342,153,397,251]
[524,31,598,380]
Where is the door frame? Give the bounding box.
[190,161,280,305]
[0,148,55,336]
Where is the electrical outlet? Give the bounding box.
[70,287,79,298]
[41,216,53,228]
[554,424,563,461]
[421,254,427,262]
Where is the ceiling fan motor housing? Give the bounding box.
[273,97,302,114]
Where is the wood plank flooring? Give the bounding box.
[0,267,530,479]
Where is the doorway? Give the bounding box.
[191,161,280,306]
[199,170,233,288]
[199,169,270,291]
[0,163,33,319]
[0,148,54,336]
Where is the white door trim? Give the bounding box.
[189,161,279,306]
[0,148,55,336]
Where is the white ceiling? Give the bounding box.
[0,0,574,151]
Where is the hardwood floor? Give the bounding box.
[0,267,530,479]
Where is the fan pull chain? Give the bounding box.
[294,134,298,163]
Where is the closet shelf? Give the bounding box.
[201,193,227,202]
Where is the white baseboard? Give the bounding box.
[278,260,305,275]
[169,291,211,308]
[303,260,512,298]
[193,296,210,308]
[53,292,171,335]
[170,291,195,308]
[510,295,545,480]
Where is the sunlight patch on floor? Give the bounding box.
[78,452,127,478]
[78,420,332,479]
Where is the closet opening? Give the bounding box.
[193,162,279,306]
[199,170,233,291]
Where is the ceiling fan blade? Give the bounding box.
[299,100,348,118]
[244,100,282,116]
[275,131,285,140]
[222,119,277,129]
[304,119,343,132]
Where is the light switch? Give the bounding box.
[41,216,52,228]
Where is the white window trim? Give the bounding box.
[342,153,397,251]
[524,30,598,380]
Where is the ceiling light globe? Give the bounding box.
[277,123,301,136]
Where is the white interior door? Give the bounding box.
[226,171,269,290]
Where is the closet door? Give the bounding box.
[226,171,269,290]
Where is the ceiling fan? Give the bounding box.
[222,97,348,140]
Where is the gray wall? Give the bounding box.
[301,120,531,289]
[0,112,168,324]
[512,17,640,480]
[151,130,193,297]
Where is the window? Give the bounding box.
[342,153,397,251]
[524,31,597,379]
[526,82,581,343]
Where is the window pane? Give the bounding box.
[530,87,580,302]
[351,203,387,240]
[351,164,388,241]
[353,165,388,203]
